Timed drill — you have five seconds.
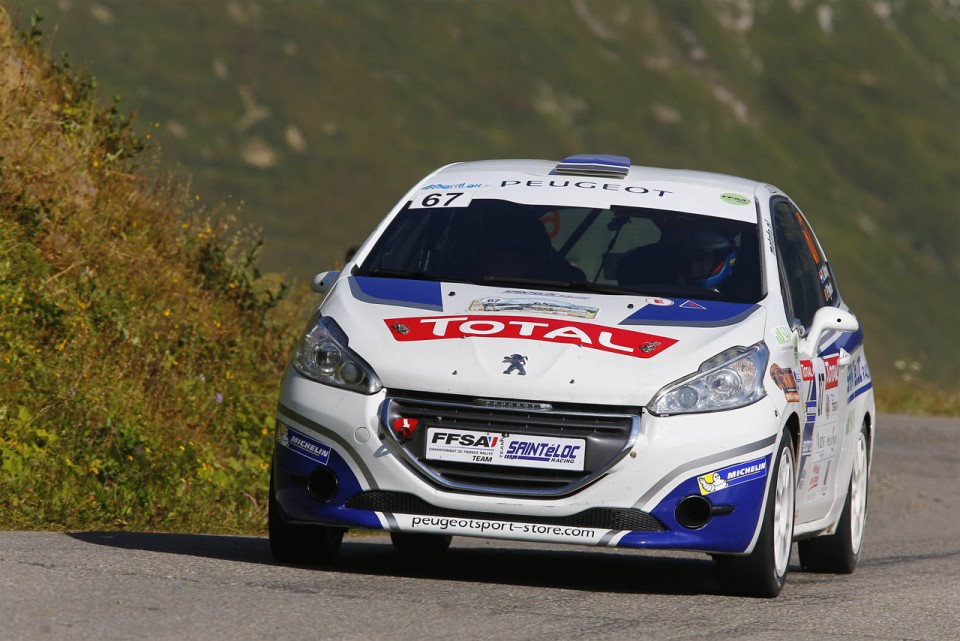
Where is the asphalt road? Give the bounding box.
[2,414,958,641]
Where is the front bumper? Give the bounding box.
[273,368,780,554]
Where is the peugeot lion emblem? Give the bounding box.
[502,354,528,376]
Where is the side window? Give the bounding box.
[771,200,824,329]
[795,214,839,307]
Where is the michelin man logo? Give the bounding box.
[697,471,728,495]
[502,354,528,376]
[277,424,290,447]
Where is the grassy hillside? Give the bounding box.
[13,0,958,395]
[0,8,308,531]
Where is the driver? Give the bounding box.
[665,228,737,291]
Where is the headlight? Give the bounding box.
[293,314,383,394]
[647,342,768,416]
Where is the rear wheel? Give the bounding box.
[716,428,796,598]
[798,422,869,573]
[268,468,345,564]
[390,532,453,555]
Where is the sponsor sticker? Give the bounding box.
[384,314,677,359]
[799,359,815,382]
[697,457,768,495]
[770,325,793,351]
[277,424,331,465]
[645,297,674,306]
[426,428,585,471]
[396,514,604,543]
[770,364,800,402]
[498,179,672,198]
[824,354,840,390]
[409,190,476,209]
[468,297,598,319]
[720,193,752,206]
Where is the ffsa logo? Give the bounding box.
[431,432,499,449]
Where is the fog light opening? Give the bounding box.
[675,495,713,530]
[307,467,339,502]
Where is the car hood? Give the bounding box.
[319,276,767,406]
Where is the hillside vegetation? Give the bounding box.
[0,9,307,531]
[15,0,960,395]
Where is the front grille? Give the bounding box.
[380,392,641,498]
[346,490,665,532]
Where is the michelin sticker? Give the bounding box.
[697,457,768,495]
[277,423,331,465]
[469,297,599,319]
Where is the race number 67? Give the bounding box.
[410,190,475,209]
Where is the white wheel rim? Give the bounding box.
[850,432,868,554]
[773,446,795,577]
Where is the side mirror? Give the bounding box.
[311,270,340,295]
[800,307,859,356]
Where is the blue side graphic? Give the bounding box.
[848,383,873,403]
[349,276,444,311]
[621,300,759,328]
[617,454,772,553]
[273,429,382,530]
[819,326,865,356]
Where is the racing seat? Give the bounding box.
[480,212,585,283]
[616,242,674,289]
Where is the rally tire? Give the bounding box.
[798,422,869,574]
[390,532,453,555]
[268,468,345,565]
[716,428,796,598]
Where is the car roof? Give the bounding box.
[420,157,780,224]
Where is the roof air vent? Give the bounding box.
[553,154,630,179]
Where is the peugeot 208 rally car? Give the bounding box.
[271,155,874,597]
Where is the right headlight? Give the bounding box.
[647,341,768,416]
[293,313,383,394]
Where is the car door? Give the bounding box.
[770,199,846,523]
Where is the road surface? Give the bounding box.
[1,414,957,640]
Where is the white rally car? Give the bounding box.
[270,155,874,597]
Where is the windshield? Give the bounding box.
[356,199,762,303]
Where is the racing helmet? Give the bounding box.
[664,228,738,288]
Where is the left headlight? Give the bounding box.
[647,341,768,416]
[293,313,383,394]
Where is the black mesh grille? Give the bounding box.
[381,392,641,497]
[346,490,665,532]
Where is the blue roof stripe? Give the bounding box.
[349,277,444,311]
[620,300,759,328]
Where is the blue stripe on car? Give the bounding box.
[620,300,759,328]
[349,276,444,311]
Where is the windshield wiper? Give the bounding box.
[360,267,440,282]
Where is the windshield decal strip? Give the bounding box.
[350,277,444,311]
[620,301,759,328]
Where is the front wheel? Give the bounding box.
[716,428,796,598]
[798,422,869,573]
[268,468,345,565]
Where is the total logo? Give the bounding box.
[824,354,840,390]
[799,359,815,382]
[384,315,677,359]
